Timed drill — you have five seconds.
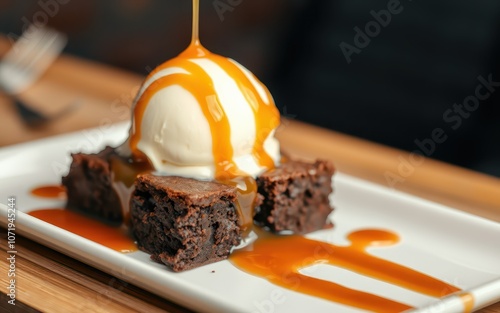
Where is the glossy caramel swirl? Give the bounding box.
[231,229,461,312]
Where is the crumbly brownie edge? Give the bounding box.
[254,159,335,234]
[62,147,123,225]
[130,174,241,272]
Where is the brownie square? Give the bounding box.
[131,173,241,272]
[62,147,123,225]
[254,160,334,234]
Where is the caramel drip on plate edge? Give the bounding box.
[26,1,470,311]
[459,292,475,313]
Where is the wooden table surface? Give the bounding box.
[0,36,499,312]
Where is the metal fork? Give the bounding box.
[0,26,78,125]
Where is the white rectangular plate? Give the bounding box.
[1,122,499,313]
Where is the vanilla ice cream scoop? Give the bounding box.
[123,42,281,180]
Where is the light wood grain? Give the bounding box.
[0,36,499,312]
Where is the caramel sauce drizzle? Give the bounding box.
[221,175,258,235]
[29,208,136,253]
[136,60,235,177]
[109,156,153,224]
[230,229,461,312]
[207,53,279,170]
[459,292,475,313]
[129,2,279,175]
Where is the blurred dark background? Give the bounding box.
[0,0,499,177]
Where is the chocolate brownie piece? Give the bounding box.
[131,173,241,272]
[62,147,123,225]
[254,160,334,234]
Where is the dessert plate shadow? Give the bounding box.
[1,122,499,313]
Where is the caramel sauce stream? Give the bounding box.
[230,229,461,312]
[220,175,258,235]
[29,208,136,253]
[192,0,199,46]
[109,156,153,223]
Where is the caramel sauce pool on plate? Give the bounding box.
[29,185,466,312]
[28,208,136,253]
[31,185,66,198]
[230,228,461,313]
